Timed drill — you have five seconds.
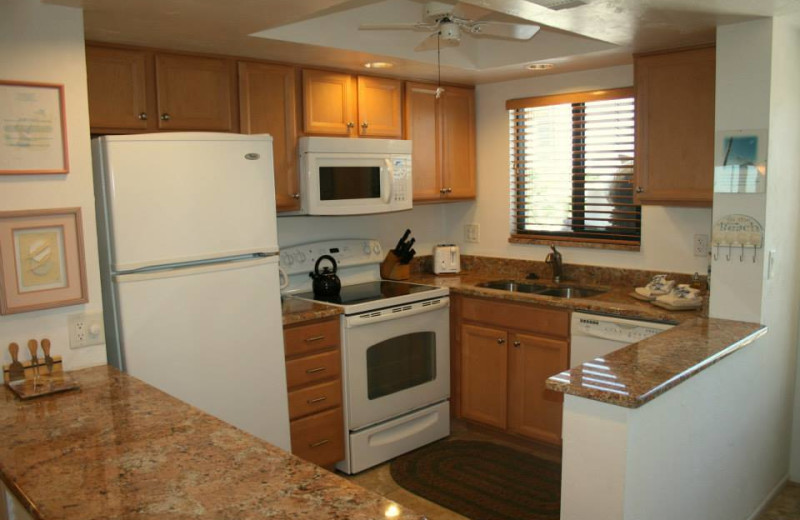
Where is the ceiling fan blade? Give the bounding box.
[467,22,541,40]
[414,32,460,51]
[451,2,493,21]
[358,22,435,32]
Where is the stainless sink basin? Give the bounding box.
[476,280,548,293]
[535,286,607,299]
[476,280,607,299]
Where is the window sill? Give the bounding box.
[508,235,641,252]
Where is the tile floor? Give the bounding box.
[343,419,800,520]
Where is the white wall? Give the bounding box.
[0,0,107,370]
[446,65,713,274]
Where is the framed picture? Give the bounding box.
[0,208,88,314]
[0,80,69,174]
[714,129,768,194]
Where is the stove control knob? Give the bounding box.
[285,255,294,266]
[362,241,371,255]
[372,243,381,255]
[297,252,306,263]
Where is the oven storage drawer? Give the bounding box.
[345,399,450,474]
[284,319,340,357]
[290,407,345,468]
[285,349,341,388]
[288,379,343,420]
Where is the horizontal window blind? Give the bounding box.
[508,88,639,245]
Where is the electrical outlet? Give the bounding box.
[694,234,709,257]
[68,312,105,349]
[464,223,480,243]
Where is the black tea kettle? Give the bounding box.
[309,255,341,297]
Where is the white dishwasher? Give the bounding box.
[570,312,674,368]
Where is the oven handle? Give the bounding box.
[344,297,450,328]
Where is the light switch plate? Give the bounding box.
[464,223,480,243]
[68,312,105,349]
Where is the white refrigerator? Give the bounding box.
[92,133,290,450]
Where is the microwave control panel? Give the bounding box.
[391,157,411,203]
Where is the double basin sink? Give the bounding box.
[476,280,608,299]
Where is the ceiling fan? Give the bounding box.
[358,1,541,51]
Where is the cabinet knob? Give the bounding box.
[446,187,453,193]
[497,338,505,344]
[346,121,355,129]
[160,113,171,121]
[292,193,301,199]
[138,112,148,121]
[513,340,521,348]
[636,186,644,193]
[440,188,447,194]
[361,121,369,129]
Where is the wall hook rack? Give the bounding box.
[711,214,763,263]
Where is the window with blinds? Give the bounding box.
[507,88,639,247]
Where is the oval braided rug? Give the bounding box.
[390,440,561,520]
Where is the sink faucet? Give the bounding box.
[545,245,563,283]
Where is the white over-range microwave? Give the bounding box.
[294,137,412,215]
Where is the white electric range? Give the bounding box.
[281,239,450,474]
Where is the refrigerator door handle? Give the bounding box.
[115,255,278,283]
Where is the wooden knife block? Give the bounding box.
[380,250,410,281]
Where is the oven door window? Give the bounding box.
[319,166,381,200]
[366,331,436,400]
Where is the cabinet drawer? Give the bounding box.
[290,407,345,467]
[285,349,341,388]
[461,297,569,338]
[284,319,340,357]
[288,379,342,420]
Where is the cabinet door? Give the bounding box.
[441,86,476,199]
[85,46,152,132]
[508,332,567,444]
[302,69,356,136]
[460,323,508,429]
[155,54,237,131]
[405,82,443,201]
[357,76,403,138]
[634,46,715,206]
[238,61,300,212]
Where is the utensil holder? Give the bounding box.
[380,250,410,281]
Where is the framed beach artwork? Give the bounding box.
[0,80,69,174]
[0,208,88,314]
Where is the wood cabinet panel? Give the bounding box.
[285,349,341,388]
[289,407,345,468]
[507,332,567,444]
[634,46,715,206]
[283,319,340,357]
[155,54,237,131]
[85,46,152,132]
[302,69,355,136]
[460,323,508,429]
[357,76,403,138]
[461,297,569,338]
[405,83,442,200]
[288,379,343,420]
[441,85,476,199]
[238,61,300,211]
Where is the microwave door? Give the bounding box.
[307,156,398,215]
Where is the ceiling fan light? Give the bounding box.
[364,61,394,69]
[527,63,555,71]
[439,21,461,41]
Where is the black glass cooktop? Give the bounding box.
[296,280,439,306]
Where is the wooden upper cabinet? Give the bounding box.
[155,53,237,132]
[440,85,476,200]
[634,46,715,206]
[238,61,300,212]
[356,76,403,138]
[302,69,356,136]
[85,46,153,132]
[405,82,476,202]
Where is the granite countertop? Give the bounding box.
[545,317,767,408]
[281,296,342,326]
[0,366,421,520]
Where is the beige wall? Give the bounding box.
[0,0,107,369]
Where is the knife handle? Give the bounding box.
[27,339,38,359]
[41,338,51,357]
[9,342,19,362]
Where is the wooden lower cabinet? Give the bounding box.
[283,317,344,468]
[455,295,569,445]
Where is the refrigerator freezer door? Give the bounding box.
[94,133,278,272]
[114,255,290,450]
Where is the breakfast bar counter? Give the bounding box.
[0,366,421,520]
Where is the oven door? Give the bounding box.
[342,297,450,431]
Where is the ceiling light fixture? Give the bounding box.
[527,63,555,71]
[364,61,394,69]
